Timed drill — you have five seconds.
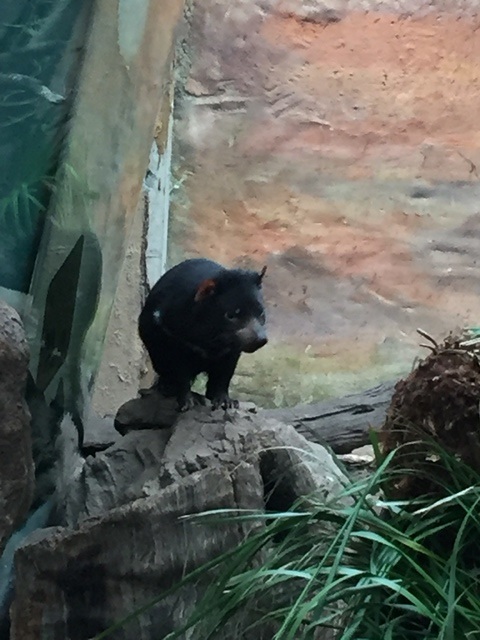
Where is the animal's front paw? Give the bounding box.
[211,394,240,411]
[177,391,207,412]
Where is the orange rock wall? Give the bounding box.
[171,1,480,404]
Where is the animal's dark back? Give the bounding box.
[139,259,225,341]
[139,258,266,348]
[138,258,268,406]
[146,259,224,309]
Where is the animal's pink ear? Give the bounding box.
[194,278,217,302]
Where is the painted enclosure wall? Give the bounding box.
[171,0,480,407]
[24,0,184,423]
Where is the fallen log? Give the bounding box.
[110,381,397,456]
[261,381,396,454]
[13,409,348,640]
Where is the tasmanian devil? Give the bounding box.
[138,258,268,410]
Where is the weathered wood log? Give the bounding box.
[12,409,348,640]
[111,381,397,456]
[261,381,396,454]
[19,383,395,638]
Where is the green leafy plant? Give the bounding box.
[0,0,84,291]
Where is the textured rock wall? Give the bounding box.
[0,302,34,555]
[171,0,480,406]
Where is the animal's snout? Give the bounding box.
[236,318,268,353]
[241,334,268,353]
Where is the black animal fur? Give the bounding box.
[138,258,268,409]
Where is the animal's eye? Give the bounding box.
[225,308,241,321]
